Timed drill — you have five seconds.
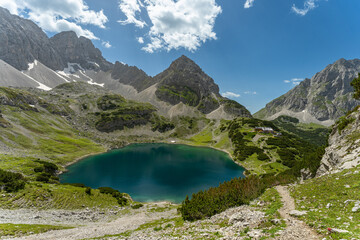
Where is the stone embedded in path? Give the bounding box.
[289,210,307,217]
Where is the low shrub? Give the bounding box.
[98,187,128,206]
[179,175,266,221]
[337,116,355,134]
[0,169,26,192]
[131,203,144,209]
[85,187,91,195]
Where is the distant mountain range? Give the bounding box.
[0,6,250,120]
[255,58,360,125]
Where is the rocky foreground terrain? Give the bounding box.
[1,186,323,240]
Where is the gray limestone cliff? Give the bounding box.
[255,58,360,125]
[0,7,63,71]
[316,106,360,176]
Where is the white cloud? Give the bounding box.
[118,0,222,53]
[102,41,112,48]
[244,0,255,9]
[244,91,257,95]
[222,91,241,98]
[0,0,19,14]
[137,37,144,44]
[0,0,108,40]
[292,0,319,16]
[284,78,304,85]
[118,0,146,28]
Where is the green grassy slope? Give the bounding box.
[290,166,360,240]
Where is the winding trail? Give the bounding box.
[275,186,321,240]
[9,203,177,240]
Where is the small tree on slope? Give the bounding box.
[351,73,360,100]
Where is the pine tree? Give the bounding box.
[351,73,360,100]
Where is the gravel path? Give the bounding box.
[4,203,177,240]
[275,186,321,240]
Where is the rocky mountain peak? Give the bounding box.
[50,31,113,72]
[254,58,360,125]
[168,55,202,73]
[0,6,63,71]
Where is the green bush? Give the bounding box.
[131,203,144,209]
[337,116,355,134]
[350,73,360,100]
[34,160,58,175]
[98,187,128,206]
[179,175,266,221]
[85,187,91,195]
[0,169,26,192]
[36,173,50,183]
[34,167,44,173]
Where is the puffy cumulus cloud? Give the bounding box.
[222,91,241,98]
[284,78,304,85]
[118,0,222,53]
[102,41,112,48]
[292,0,319,16]
[244,0,255,9]
[0,0,108,40]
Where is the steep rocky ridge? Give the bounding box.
[111,61,156,92]
[154,55,251,117]
[0,8,251,120]
[0,7,111,72]
[255,58,360,126]
[50,31,113,72]
[0,7,63,71]
[316,106,360,176]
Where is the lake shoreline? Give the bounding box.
[60,141,245,203]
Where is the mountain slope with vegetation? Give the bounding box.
[255,58,360,126]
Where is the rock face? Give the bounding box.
[155,55,221,114]
[254,58,360,126]
[316,106,360,176]
[111,61,156,92]
[50,31,113,72]
[154,55,251,117]
[0,7,112,72]
[0,7,63,71]
[0,8,252,119]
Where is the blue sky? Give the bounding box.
[1,0,360,113]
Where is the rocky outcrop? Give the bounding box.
[0,7,112,72]
[154,55,251,117]
[111,61,156,92]
[50,31,113,72]
[316,106,360,176]
[155,55,221,114]
[255,58,360,125]
[0,7,63,71]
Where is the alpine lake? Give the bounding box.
[60,143,245,203]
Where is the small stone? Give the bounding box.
[289,210,307,217]
[330,228,349,233]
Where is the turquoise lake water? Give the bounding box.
[60,143,245,203]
